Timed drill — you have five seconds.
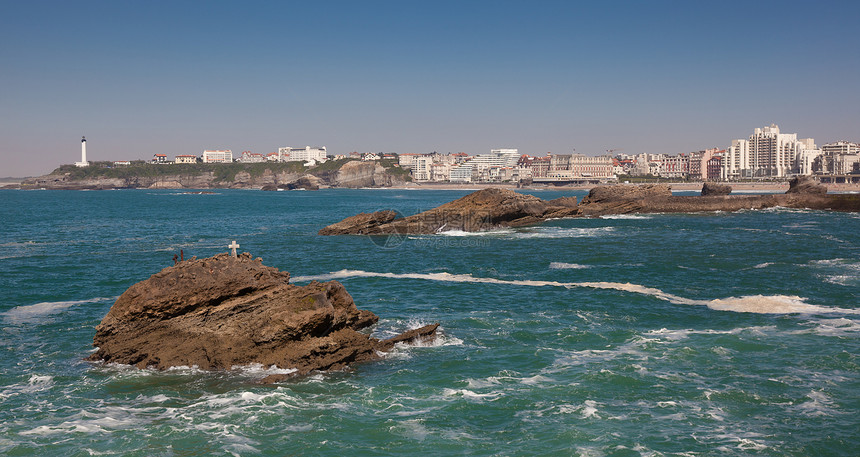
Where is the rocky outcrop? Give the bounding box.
[21,173,130,190]
[701,182,732,196]
[577,184,675,216]
[322,184,860,235]
[88,253,438,381]
[319,188,581,235]
[318,211,400,235]
[787,176,827,195]
[577,182,859,217]
[580,184,672,203]
[329,161,404,188]
[286,174,322,190]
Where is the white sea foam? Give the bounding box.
[549,262,590,270]
[293,269,859,315]
[434,226,612,239]
[230,363,298,378]
[437,229,515,237]
[600,214,653,219]
[442,388,503,401]
[793,318,860,337]
[753,262,773,269]
[0,375,55,400]
[809,258,860,286]
[3,297,115,323]
[796,390,839,417]
[557,401,600,419]
[513,226,614,239]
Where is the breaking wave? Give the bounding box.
[599,214,653,220]
[433,227,613,239]
[549,262,590,270]
[3,297,115,323]
[292,270,859,315]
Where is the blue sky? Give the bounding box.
[1,1,858,176]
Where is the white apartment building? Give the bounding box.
[797,148,823,176]
[722,124,814,179]
[822,141,860,156]
[203,149,233,163]
[821,141,860,175]
[412,156,432,181]
[490,149,520,167]
[450,164,473,183]
[278,146,327,163]
[471,149,519,173]
[175,155,197,164]
[397,153,421,169]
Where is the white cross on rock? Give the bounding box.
[228,240,240,258]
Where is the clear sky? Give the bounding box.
[1,0,858,177]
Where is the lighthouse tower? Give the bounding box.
[75,136,89,167]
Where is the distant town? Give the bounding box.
[74,124,860,184]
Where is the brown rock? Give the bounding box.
[88,253,438,381]
[546,196,578,208]
[700,182,732,196]
[580,184,673,204]
[318,210,400,235]
[319,188,580,235]
[285,174,322,190]
[786,176,827,195]
[576,182,860,216]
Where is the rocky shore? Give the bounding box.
[320,177,860,235]
[88,253,438,382]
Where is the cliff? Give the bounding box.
[88,253,438,382]
[19,160,407,190]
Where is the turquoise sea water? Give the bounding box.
[1,188,858,456]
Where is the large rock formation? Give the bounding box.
[700,182,732,196]
[786,175,827,195]
[321,184,860,235]
[319,188,580,235]
[88,253,438,382]
[580,184,673,203]
[330,161,403,188]
[577,181,859,216]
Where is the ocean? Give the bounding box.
[1,188,858,456]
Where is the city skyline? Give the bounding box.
[2,1,858,177]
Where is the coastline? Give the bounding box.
[7,177,860,193]
[386,181,860,193]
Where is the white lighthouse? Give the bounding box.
[75,136,89,167]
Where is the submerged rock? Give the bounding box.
[319,188,580,235]
[88,253,438,381]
